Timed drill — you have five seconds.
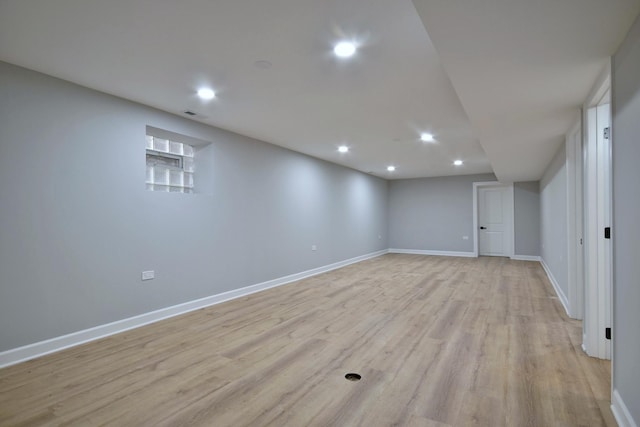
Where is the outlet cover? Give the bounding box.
[142,270,155,281]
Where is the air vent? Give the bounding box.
[183,111,197,116]
[344,373,361,381]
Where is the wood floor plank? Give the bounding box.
[0,255,611,426]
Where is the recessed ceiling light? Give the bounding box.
[197,88,215,100]
[334,41,356,58]
[453,160,463,166]
[338,145,349,153]
[387,165,396,172]
[420,133,434,142]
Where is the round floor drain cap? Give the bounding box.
[345,373,361,381]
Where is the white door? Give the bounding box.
[597,103,612,360]
[567,124,584,320]
[478,186,511,256]
[584,102,612,359]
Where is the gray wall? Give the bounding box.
[612,14,640,424]
[0,62,389,352]
[514,181,540,257]
[388,174,496,252]
[540,144,568,298]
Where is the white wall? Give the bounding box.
[388,174,496,253]
[389,175,540,256]
[0,62,389,352]
[514,181,541,257]
[540,144,568,300]
[611,14,640,427]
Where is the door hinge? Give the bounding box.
[604,127,610,140]
[605,327,611,340]
[604,227,611,239]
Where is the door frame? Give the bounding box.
[566,119,584,320]
[473,181,514,258]
[582,63,612,360]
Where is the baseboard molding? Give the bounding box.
[0,249,388,369]
[540,257,570,317]
[388,248,476,258]
[612,388,638,427]
[511,255,541,262]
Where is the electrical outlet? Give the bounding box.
[462,235,469,240]
[142,270,155,281]
[311,245,317,251]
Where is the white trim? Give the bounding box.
[510,184,515,259]
[584,105,599,357]
[388,248,475,257]
[566,120,584,320]
[582,101,612,360]
[595,102,612,360]
[472,181,514,258]
[581,60,611,360]
[511,255,541,262]
[612,389,638,427]
[0,249,388,368]
[540,257,570,317]
[584,63,611,108]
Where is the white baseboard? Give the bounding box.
[511,255,541,261]
[0,249,388,369]
[388,248,476,258]
[540,257,570,317]
[612,388,638,427]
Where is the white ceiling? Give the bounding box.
[413,0,640,182]
[0,0,638,181]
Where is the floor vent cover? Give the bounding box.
[344,373,361,381]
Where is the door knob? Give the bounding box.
[480,226,487,229]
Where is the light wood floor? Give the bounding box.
[0,255,612,426]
